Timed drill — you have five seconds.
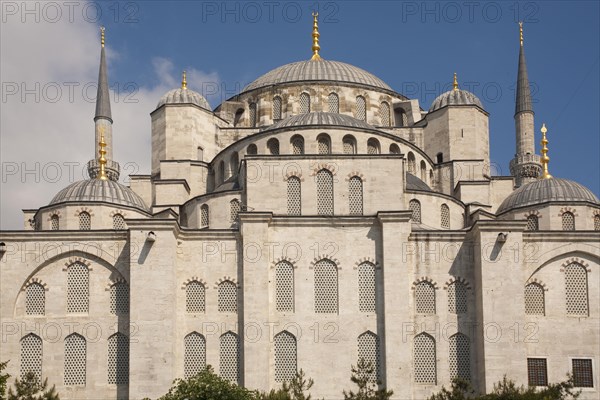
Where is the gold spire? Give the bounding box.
[453,72,458,91]
[182,70,187,90]
[540,123,552,179]
[519,21,523,47]
[100,26,105,48]
[98,127,108,181]
[310,12,322,61]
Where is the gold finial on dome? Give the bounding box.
[98,127,108,180]
[182,70,187,90]
[310,12,322,61]
[100,26,105,48]
[519,21,523,47]
[453,72,458,91]
[540,123,552,179]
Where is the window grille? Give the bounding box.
[328,93,339,113]
[287,177,301,216]
[20,334,42,381]
[447,281,467,314]
[441,204,450,229]
[219,332,240,383]
[565,263,588,316]
[415,281,435,314]
[184,332,206,378]
[409,200,421,223]
[249,102,257,127]
[218,280,237,313]
[51,215,59,230]
[349,177,363,216]
[291,136,304,154]
[26,283,45,315]
[275,261,294,312]
[413,333,436,384]
[449,333,470,381]
[201,205,209,228]
[67,263,89,313]
[316,169,334,216]
[317,135,331,154]
[595,215,600,231]
[572,359,594,387]
[524,283,545,315]
[274,331,297,382]
[526,215,539,231]
[314,259,338,313]
[110,282,129,315]
[380,102,390,126]
[562,212,575,230]
[527,358,548,386]
[358,263,376,312]
[300,93,310,114]
[367,138,379,155]
[64,334,86,385]
[343,136,356,154]
[273,96,282,120]
[107,333,129,384]
[79,212,91,230]
[230,199,241,223]
[186,281,205,313]
[358,332,380,381]
[113,214,126,230]
[356,96,366,121]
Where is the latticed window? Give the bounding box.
[110,282,129,315]
[314,259,338,313]
[249,102,257,127]
[420,161,427,181]
[20,334,42,381]
[113,214,126,230]
[219,332,239,383]
[184,332,206,378]
[26,283,45,315]
[447,281,467,314]
[380,102,390,126]
[317,134,331,154]
[396,108,408,127]
[524,283,545,315]
[267,138,280,155]
[275,261,294,312]
[218,280,237,313]
[50,214,59,230]
[441,204,450,229]
[186,281,205,313]
[415,281,435,314]
[287,177,301,216]
[367,138,380,154]
[358,332,380,381]
[247,144,257,155]
[107,333,129,385]
[562,212,575,231]
[358,263,376,312]
[274,331,297,382]
[300,92,310,114]
[79,211,91,230]
[526,215,539,231]
[527,358,548,386]
[349,176,363,216]
[328,92,339,113]
[230,199,241,223]
[572,359,594,387]
[273,96,282,120]
[389,144,400,154]
[201,205,209,228]
[316,169,334,216]
[449,333,470,381]
[64,333,86,385]
[356,96,366,121]
[291,136,304,155]
[414,333,436,384]
[67,263,89,313]
[595,215,600,231]
[343,136,356,154]
[565,263,588,316]
[407,152,416,174]
[409,199,421,223]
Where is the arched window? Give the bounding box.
[448,281,467,314]
[299,92,310,114]
[349,176,363,215]
[20,334,42,381]
[562,212,575,231]
[186,281,205,313]
[233,108,244,127]
[230,199,241,223]
[565,263,588,316]
[343,135,357,154]
[367,138,380,155]
[64,333,86,385]
[395,108,408,127]
[328,92,339,113]
[389,144,400,154]
[429,170,435,185]
[219,332,239,383]
[314,259,338,313]
[249,102,257,127]
[267,138,280,155]
[317,133,331,154]
[524,283,545,315]
[380,102,390,126]
[113,214,126,230]
[526,215,539,231]
[274,331,297,382]
[218,280,237,313]
[107,332,129,384]
[200,204,209,228]
[275,261,294,312]
[441,204,450,229]
[246,143,257,155]
[273,96,282,120]
[594,214,600,231]
[409,199,421,223]
[291,135,304,155]
[357,331,380,381]
[287,177,301,216]
[407,152,416,174]
[358,262,376,312]
[110,282,129,315]
[449,333,470,381]
[79,211,91,230]
[50,214,59,230]
[26,283,45,315]
[197,146,204,161]
[67,263,88,313]
[415,281,435,314]
[413,333,436,384]
[355,96,366,121]
[218,160,225,184]
[230,152,239,176]
[420,160,427,181]
[316,169,334,216]
[184,332,206,378]
[436,153,444,163]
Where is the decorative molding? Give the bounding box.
[214,277,240,289]
[23,277,49,291]
[560,257,591,273]
[558,207,578,217]
[412,277,439,290]
[62,257,92,271]
[284,171,304,181]
[271,257,298,269]
[109,209,127,218]
[74,207,94,217]
[525,278,548,291]
[524,209,541,219]
[443,276,471,290]
[105,277,127,291]
[309,162,337,176]
[309,256,341,270]
[181,277,208,290]
[353,257,380,270]
[47,211,62,220]
[346,172,366,182]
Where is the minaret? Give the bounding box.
[310,12,322,61]
[88,27,120,180]
[509,22,541,187]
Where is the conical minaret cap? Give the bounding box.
[515,22,533,115]
[95,27,112,122]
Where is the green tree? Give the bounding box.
[259,369,316,400]
[428,378,476,400]
[0,361,10,400]
[342,359,393,400]
[7,372,59,400]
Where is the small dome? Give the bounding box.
[50,179,150,212]
[497,178,599,214]
[267,112,374,131]
[157,88,210,110]
[429,89,483,112]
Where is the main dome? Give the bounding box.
[242,60,392,92]
[50,179,150,212]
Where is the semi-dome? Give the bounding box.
[267,112,375,131]
[406,173,432,192]
[50,179,150,212]
[243,60,392,92]
[157,87,211,110]
[497,178,599,214]
[429,88,483,112]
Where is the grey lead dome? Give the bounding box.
[267,112,375,131]
[429,89,484,112]
[157,88,211,110]
[50,179,150,212]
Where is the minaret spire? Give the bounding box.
[515,22,533,116]
[540,123,552,179]
[453,72,458,91]
[95,27,112,123]
[182,70,187,90]
[310,12,322,61]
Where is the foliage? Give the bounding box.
[428,377,476,400]
[0,361,10,400]
[342,359,393,400]
[7,372,59,400]
[259,369,315,400]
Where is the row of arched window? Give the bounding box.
[185,280,238,313]
[526,212,600,231]
[414,332,471,384]
[24,263,128,316]
[20,332,129,386]
[49,213,126,231]
[409,199,452,229]
[198,199,240,228]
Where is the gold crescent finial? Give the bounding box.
[453,72,458,91]
[519,21,523,47]
[98,128,108,181]
[100,26,105,48]
[182,70,187,90]
[540,123,552,179]
[310,12,322,61]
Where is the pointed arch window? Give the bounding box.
[230,199,241,223]
[20,334,42,381]
[64,333,86,385]
[395,108,408,127]
[565,263,588,316]
[274,331,297,382]
[201,204,209,228]
[328,92,339,113]
[287,176,301,216]
[358,262,376,312]
[247,143,258,155]
[299,92,310,114]
[186,281,206,313]
[594,214,600,231]
[414,333,436,384]
[67,263,89,314]
[275,261,294,312]
[349,176,363,215]
[415,281,435,314]
[273,96,282,120]
[107,332,129,384]
[358,331,380,381]
[110,282,129,315]
[448,280,467,314]
[420,161,427,181]
[316,169,334,216]
[449,333,470,381]
[355,96,366,121]
[218,280,238,313]
[26,283,45,315]
[219,332,240,383]
[409,199,421,223]
[380,102,390,126]
[184,332,206,378]
[441,204,450,229]
[314,259,338,313]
